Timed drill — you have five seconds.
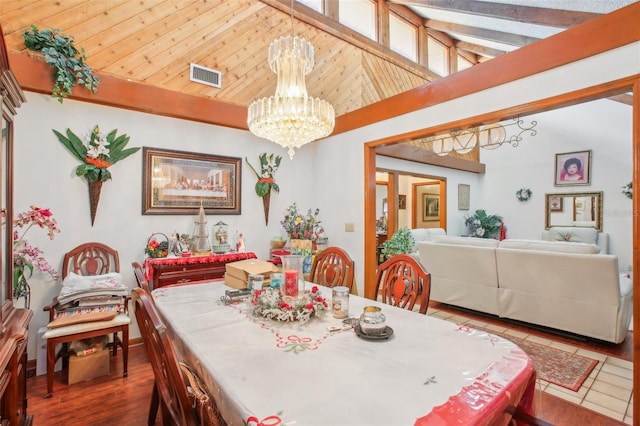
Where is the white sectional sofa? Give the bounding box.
[418,234,632,343]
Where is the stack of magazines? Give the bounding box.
[55,272,128,319]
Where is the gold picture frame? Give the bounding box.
[142,147,241,215]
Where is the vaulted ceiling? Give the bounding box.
[1,0,634,122]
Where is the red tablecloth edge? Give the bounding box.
[414,348,536,426]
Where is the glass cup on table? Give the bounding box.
[248,274,264,291]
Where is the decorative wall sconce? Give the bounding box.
[410,117,537,156]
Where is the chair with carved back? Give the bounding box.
[42,242,130,397]
[309,247,355,291]
[132,287,198,426]
[132,261,151,292]
[373,254,431,314]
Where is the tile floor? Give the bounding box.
[427,306,634,424]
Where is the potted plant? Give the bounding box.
[464,209,503,239]
[380,227,415,260]
[23,25,100,102]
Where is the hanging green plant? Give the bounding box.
[23,25,100,103]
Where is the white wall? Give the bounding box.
[481,99,633,269]
[14,93,316,358]
[13,41,640,360]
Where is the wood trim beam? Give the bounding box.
[455,40,505,58]
[376,144,486,173]
[8,52,249,130]
[425,19,540,47]
[633,78,640,426]
[335,2,640,134]
[390,0,600,28]
[263,0,436,80]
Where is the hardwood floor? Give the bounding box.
[27,343,164,426]
[26,317,630,425]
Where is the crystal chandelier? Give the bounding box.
[247,1,335,159]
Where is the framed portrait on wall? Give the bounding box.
[142,147,242,215]
[458,184,470,210]
[398,194,406,210]
[554,150,591,186]
[422,193,440,221]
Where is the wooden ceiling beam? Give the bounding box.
[376,143,486,173]
[335,2,640,134]
[261,0,438,81]
[389,0,600,28]
[425,19,540,47]
[455,40,504,58]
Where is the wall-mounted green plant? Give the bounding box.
[23,25,99,103]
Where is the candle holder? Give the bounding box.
[280,255,305,297]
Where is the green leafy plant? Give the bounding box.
[464,209,503,238]
[381,227,415,260]
[53,125,140,183]
[246,153,282,196]
[23,25,99,102]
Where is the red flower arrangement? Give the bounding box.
[251,286,328,322]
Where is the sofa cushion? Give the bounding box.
[432,235,500,248]
[547,226,598,244]
[409,228,446,252]
[498,239,600,254]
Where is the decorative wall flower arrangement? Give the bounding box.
[246,153,282,225]
[515,188,532,202]
[622,182,632,199]
[53,125,140,225]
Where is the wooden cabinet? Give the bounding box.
[144,252,257,289]
[0,22,31,426]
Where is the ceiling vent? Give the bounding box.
[190,63,222,88]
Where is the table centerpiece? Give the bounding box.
[251,286,328,322]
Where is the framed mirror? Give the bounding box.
[545,191,603,231]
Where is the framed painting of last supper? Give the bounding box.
[142,147,241,215]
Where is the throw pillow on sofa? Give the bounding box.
[547,226,598,245]
[498,239,600,254]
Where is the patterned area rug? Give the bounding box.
[504,334,598,392]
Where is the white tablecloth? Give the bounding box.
[152,282,535,426]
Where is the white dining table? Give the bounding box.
[152,281,536,426]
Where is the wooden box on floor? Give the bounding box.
[68,349,111,384]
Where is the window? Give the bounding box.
[428,36,448,76]
[339,0,377,41]
[389,13,417,61]
[297,0,322,13]
[457,55,473,71]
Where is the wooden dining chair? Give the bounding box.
[373,254,430,314]
[132,287,198,426]
[132,261,151,292]
[42,242,130,397]
[309,246,355,291]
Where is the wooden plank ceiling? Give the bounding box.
[0,0,429,118]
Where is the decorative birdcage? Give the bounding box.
[212,220,230,254]
[191,203,212,256]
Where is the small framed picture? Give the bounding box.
[549,195,563,212]
[422,193,440,221]
[458,184,470,210]
[398,195,406,210]
[554,150,591,186]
